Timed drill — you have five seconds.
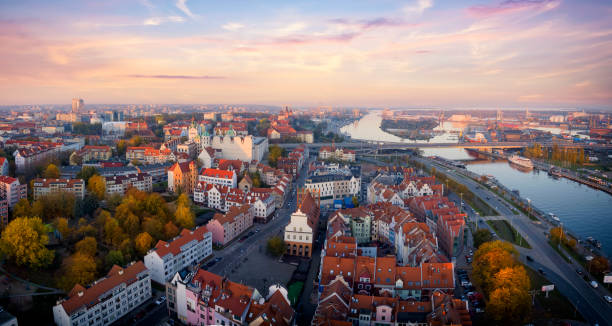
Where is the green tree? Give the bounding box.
[0,217,54,269]
[75,236,97,257]
[105,250,125,270]
[76,166,99,183]
[43,163,60,178]
[351,196,359,207]
[266,236,286,257]
[473,229,493,249]
[87,175,106,200]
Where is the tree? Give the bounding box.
[12,198,31,218]
[472,241,518,293]
[59,253,97,291]
[116,140,127,157]
[492,266,530,291]
[268,145,284,167]
[175,204,195,229]
[351,196,359,207]
[266,236,286,257]
[55,217,72,242]
[589,256,610,277]
[75,236,97,257]
[76,166,98,183]
[473,229,493,249]
[177,193,191,208]
[163,221,179,239]
[105,250,125,270]
[43,163,60,178]
[87,175,106,200]
[487,285,531,324]
[135,232,154,256]
[143,218,163,240]
[0,217,54,269]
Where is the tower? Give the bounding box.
[72,98,84,113]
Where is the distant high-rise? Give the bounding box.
[71,98,84,113]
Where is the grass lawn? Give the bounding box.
[287,281,304,306]
[486,220,531,249]
[525,266,584,321]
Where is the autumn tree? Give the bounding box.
[31,191,76,221]
[472,241,518,293]
[59,253,97,291]
[163,221,179,239]
[487,284,532,325]
[75,236,97,257]
[175,203,195,229]
[0,217,54,269]
[55,217,73,242]
[177,193,191,208]
[76,166,98,183]
[87,175,106,200]
[135,232,154,256]
[268,145,285,167]
[43,163,60,178]
[12,198,31,218]
[589,256,610,277]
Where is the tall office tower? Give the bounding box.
[72,98,84,113]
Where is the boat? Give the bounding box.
[508,155,534,169]
[463,132,488,143]
[548,213,560,223]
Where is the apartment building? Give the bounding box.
[70,145,112,164]
[0,176,27,207]
[206,205,253,246]
[0,158,8,176]
[284,190,320,258]
[144,226,212,284]
[318,146,356,162]
[167,161,197,194]
[0,199,8,229]
[198,168,237,188]
[104,173,152,196]
[52,262,151,326]
[304,173,360,206]
[126,146,175,164]
[32,178,85,200]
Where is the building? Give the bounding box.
[206,205,253,246]
[199,132,268,163]
[0,200,8,229]
[166,269,295,326]
[71,97,84,113]
[284,190,320,257]
[304,173,361,207]
[105,173,153,196]
[0,158,9,176]
[70,145,112,164]
[144,226,212,284]
[198,168,237,188]
[52,262,151,326]
[167,161,197,194]
[177,141,200,159]
[126,146,175,164]
[135,163,172,183]
[319,146,356,162]
[32,178,85,200]
[0,176,27,207]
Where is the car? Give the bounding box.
[591,281,599,288]
[604,295,612,303]
[206,261,215,268]
[526,255,533,262]
[486,196,490,200]
[255,228,260,232]
[214,257,222,262]
[155,296,166,305]
[576,269,583,276]
[475,308,485,313]
[538,268,545,275]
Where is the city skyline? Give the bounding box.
[1,0,611,108]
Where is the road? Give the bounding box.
[415,156,612,325]
[207,159,310,276]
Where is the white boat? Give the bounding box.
[548,213,560,222]
[508,155,534,169]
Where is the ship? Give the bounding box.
[548,213,560,223]
[508,154,534,169]
[463,132,488,143]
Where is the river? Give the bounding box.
[344,111,612,256]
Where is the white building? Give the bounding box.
[198,168,237,188]
[199,132,268,163]
[144,226,212,284]
[32,178,85,200]
[0,176,27,207]
[105,173,152,196]
[304,174,360,206]
[52,262,151,326]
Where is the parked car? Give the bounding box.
[591,281,599,288]
[526,255,533,262]
[155,296,166,305]
[576,269,583,276]
[538,268,545,275]
[604,295,612,303]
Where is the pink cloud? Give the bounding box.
[467,0,560,18]
[125,74,225,80]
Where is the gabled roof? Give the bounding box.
[150,226,209,259]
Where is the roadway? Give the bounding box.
[207,159,310,276]
[415,156,612,325]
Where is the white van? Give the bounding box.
[591,281,598,288]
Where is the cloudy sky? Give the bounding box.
[0,0,611,108]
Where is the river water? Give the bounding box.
[344,111,612,256]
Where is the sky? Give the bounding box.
[0,0,611,109]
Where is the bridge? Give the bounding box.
[276,140,612,151]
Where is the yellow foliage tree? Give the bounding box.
[163,221,179,239]
[59,253,97,291]
[55,217,72,242]
[472,241,518,293]
[175,204,195,230]
[487,285,532,324]
[0,217,54,269]
[177,193,191,208]
[493,266,530,292]
[12,198,31,218]
[43,163,60,178]
[135,232,153,256]
[87,175,106,200]
[75,236,97,257]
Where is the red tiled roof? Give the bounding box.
[151,226,209,258]
[201,168,235,180]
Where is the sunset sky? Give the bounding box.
[1,0,611,108]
